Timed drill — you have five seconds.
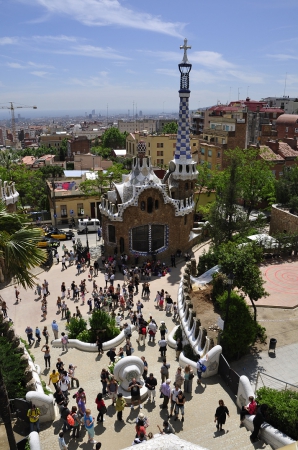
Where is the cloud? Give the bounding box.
[7,62,23,69]
[31,35,78,43]
[30,71,48,77]
[227,70,263,84]
[54,44,130,61]
[277,74,298,86]
[28,61,54,69]
[267,53,298,61]
[7,61,54,70]
[0,37,18,45]
[26,0,184,37]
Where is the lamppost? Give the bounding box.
[225,272,234,327]
[51,179,57,227]
[85,226,89,250]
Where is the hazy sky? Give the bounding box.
[0,0,298,115]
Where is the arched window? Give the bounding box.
[147,197,153,214]
[186,165,189,173]
[120,237,124,253]
[155,199,159,210]
[140,201,146,211]
[179,165,182,173]
[185,183,189,190]
[108,225,116,243]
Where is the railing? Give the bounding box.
[255,371,298,393]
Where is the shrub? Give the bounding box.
[88,309,120,343]
[0,337,27,398]
[197,248,219,276]
[41,380,52,396]
[216,291,266,360]
[173,325,182,341]
[20,337,35,362]
[256,387,298,440]
[77,330,92,343]
[183,344,197,362]
[66,318,87,339]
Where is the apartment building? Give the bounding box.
[118,119,177,134]
[126,132,199,166]
[276,114,298,139]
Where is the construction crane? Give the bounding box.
[0,102,37,148]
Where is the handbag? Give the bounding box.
[189,373,194,380]
[100,405,107,414]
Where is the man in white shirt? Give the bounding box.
[148,320,157,342]
[196,353,208,385]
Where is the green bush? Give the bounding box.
[173,325,182,341]
[183,344,197,362]
[88,309,120,343]
[197,248,219,276]
[41,380,52,396]
[0,337,27,398]
[217,291,266,359]
[77,330,92,343]
[66,318,87,339]
[256,387,298,440]
[20,337,35,362]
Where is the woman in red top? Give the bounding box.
[240,396,257,423]
[95,393,106,422]
[135,424,147,438]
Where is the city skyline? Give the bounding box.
[1,0,298,115]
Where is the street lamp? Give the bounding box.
[225,272,234,327]
[85,226,89,250]
[51,179,57,227]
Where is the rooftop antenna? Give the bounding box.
[228,87,231,104]
[283,72,288,97]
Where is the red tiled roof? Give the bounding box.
[259,146,284,161]
[278,142,298,158]
[276,114,298,125]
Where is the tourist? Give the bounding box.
[214,399,229,431]
[77,393,87,417]
[35,283,42,298]
[123,322,132,339]
[62,255,67,271]
[42,326,49,345]
[51,320,59,340]
[160,379,171,410]
[197,353,208,385]
[148,319,157,342]
[84,409,96,444]
[61,332,69,352]
[96,336,104,355]
[107,376,118,404]
[160,359,170,383]
[145,373,157,402]
[175,390,186,422]
[175,338,183,360]
[35,326,41,343]
[250,404,268,442]
[41,344,51,368]
[115,392,127,421]
[58,431,67,450]
[60,402,71,432]
[61,301,67,319]
[1,300,8,318]
[44,279,49,295]
[68,364,79,388]
[169,383,180,418]
[71,406,80,439]
[128,378,143,410]
[100,368,109,395]
[94,260,99,276]
[65,308,71,324]
[125,339,133,356]
[240,396,257,423]
[157,420,175,435]
[175,367,184,389]
[141,356,148,380]
[158,337,167,357]
[15,286,21,303]
[25,326,35,345]
[107,347,116,363]
[56,358,64,374]
[159,321,167,339]
[56,297,62,313]
[95,393,107,422]
[27,404,40,433]
[48,369,60,389]
[53,387,66,406]
[183,365,194,393]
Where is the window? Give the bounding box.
[217,152,221,158]
[285,127,288,132]
[157,143,164,148]
[147,197,153,213]
[271,170,276,176]
[208,162,211,168]
[155,200,159,210]
[173,143,176,148]
[208,150,212,157]
[60,205,67,217]
[131,224,167,254]
[200,148,205,155]
[151,225,165,252]
[131,225,148,252]
[185,183,189,190]
[157,159,164,165]
[192,142,196,146]
[140,201,146,211]
[108,225,116,243]
[295,128,298,133]
[148,142,150,147]
[157,151,164,156]
[77,203,84,216]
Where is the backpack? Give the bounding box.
[199,362,207,372]
[67,414,74,426]
[161,365,168,375]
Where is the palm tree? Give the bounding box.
[0,201,46,288]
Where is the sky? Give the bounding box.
[1,0,298,117]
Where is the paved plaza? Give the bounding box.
[0,234,295,449]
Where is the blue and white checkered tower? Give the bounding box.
[170,39,198,182]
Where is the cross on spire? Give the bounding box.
[180,38,191,63]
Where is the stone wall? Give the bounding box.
[270,204,298,235]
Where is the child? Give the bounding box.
[115,393,127,421]
[58,431,67,450]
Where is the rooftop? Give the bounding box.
[259,146,284,161]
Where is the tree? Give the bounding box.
[0,201,46,287]
[275,164,298,206]
[80,163,129,198]
[59,138,68,161]
[91,146,112,159]
[0,150,16,171]
[101,128,127,149]
[217,241,268,321]
[162,122,178,134]
[194,162,216,212]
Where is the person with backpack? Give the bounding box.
[60,402,72,432]
[84,409,96,444]
[61,332,69,352]
[27,404,40,433]
[158,338,167,357]
[196,353,208,385]
[160,359,170,383]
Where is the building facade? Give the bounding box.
[100,40,200,259]
[276,114,298,139]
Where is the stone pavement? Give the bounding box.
[0,236,268,449]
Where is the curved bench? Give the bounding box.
[167,325,179,349]
[179,345,222,379]
[51,325,136,352]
